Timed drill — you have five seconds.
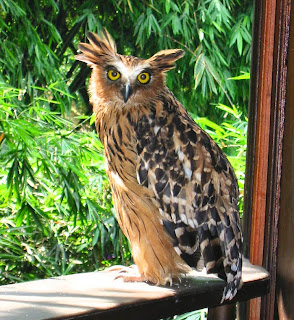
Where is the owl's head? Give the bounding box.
[75,30,184,106]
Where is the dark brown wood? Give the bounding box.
[242,0,292,319]
[261,0,291,318]
[242,0,263,261]
[242,0,277,317]
[208,304,236,320]
[249,0,276,269]
[0,260,269,320]
[275,2,294,318]
[243,0,276,268]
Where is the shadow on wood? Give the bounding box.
[0,259,269,320]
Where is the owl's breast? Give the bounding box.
[97,107,139,189]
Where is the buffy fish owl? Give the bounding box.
[75,30,243,302]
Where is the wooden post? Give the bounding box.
[242,0,292,319]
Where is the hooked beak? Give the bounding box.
[121,83,133,103]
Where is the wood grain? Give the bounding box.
[0,260,269,320]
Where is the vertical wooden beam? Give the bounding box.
[242,0,292,319]
[243,0,276,261]
[242,0,263,262]
[261,0,291,318]
[249,0,276,271]
[248,1,276,316]
[243,0,277,317]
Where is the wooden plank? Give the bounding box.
[0,260,269,320]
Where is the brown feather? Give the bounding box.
[148,49,185,71]
[75,29,117,66]
[98,105,191,284]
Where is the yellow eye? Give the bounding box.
[107,69,121,81]
[137,72,150,84]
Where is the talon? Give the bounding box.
[115,274,145,282]
[105,264,146,283]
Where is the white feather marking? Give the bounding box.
[154,125,160,135]
[159,208,165,218]
[171,213,177,223]
[136,171,141,184]
[227,273,234,283]
[178,150,185,162]
[193,218,199,227]
[195,172,201,182]
[113,60,148,83]
[175,227,185,238]
[231,264,237,272]
[180,213,188,225]
[174,246,182,256]
[110,171,126,189]
[225,291,232,300]
[183,163,192,179]
[219,230,225,241]
[188,218,195,228]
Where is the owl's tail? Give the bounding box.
[199,223,243,302]
[221,252,243,303]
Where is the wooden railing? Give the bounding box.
[0,260,269,320]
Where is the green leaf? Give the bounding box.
[196,117,225,133]
[216,103,240,118]
[92,227,100,246]
[172,14,181,34]
[165,0,170,13]
[229,72,250,80]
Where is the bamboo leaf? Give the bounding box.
[172,14,181,34]
[165,0,170,13]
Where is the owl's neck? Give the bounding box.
[92,86,184,144]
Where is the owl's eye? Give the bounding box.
[107,69,121,81]
[137,72,151,84]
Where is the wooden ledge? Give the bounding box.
[0,259,269,320]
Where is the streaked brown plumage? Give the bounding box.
[75,29,243,301]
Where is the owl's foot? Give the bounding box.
[105,264,145,282]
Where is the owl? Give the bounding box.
[75,29,243,302]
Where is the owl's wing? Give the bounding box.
[135,98,242,301]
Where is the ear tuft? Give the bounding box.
[148,49,185,71]
[75,28,117,66]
